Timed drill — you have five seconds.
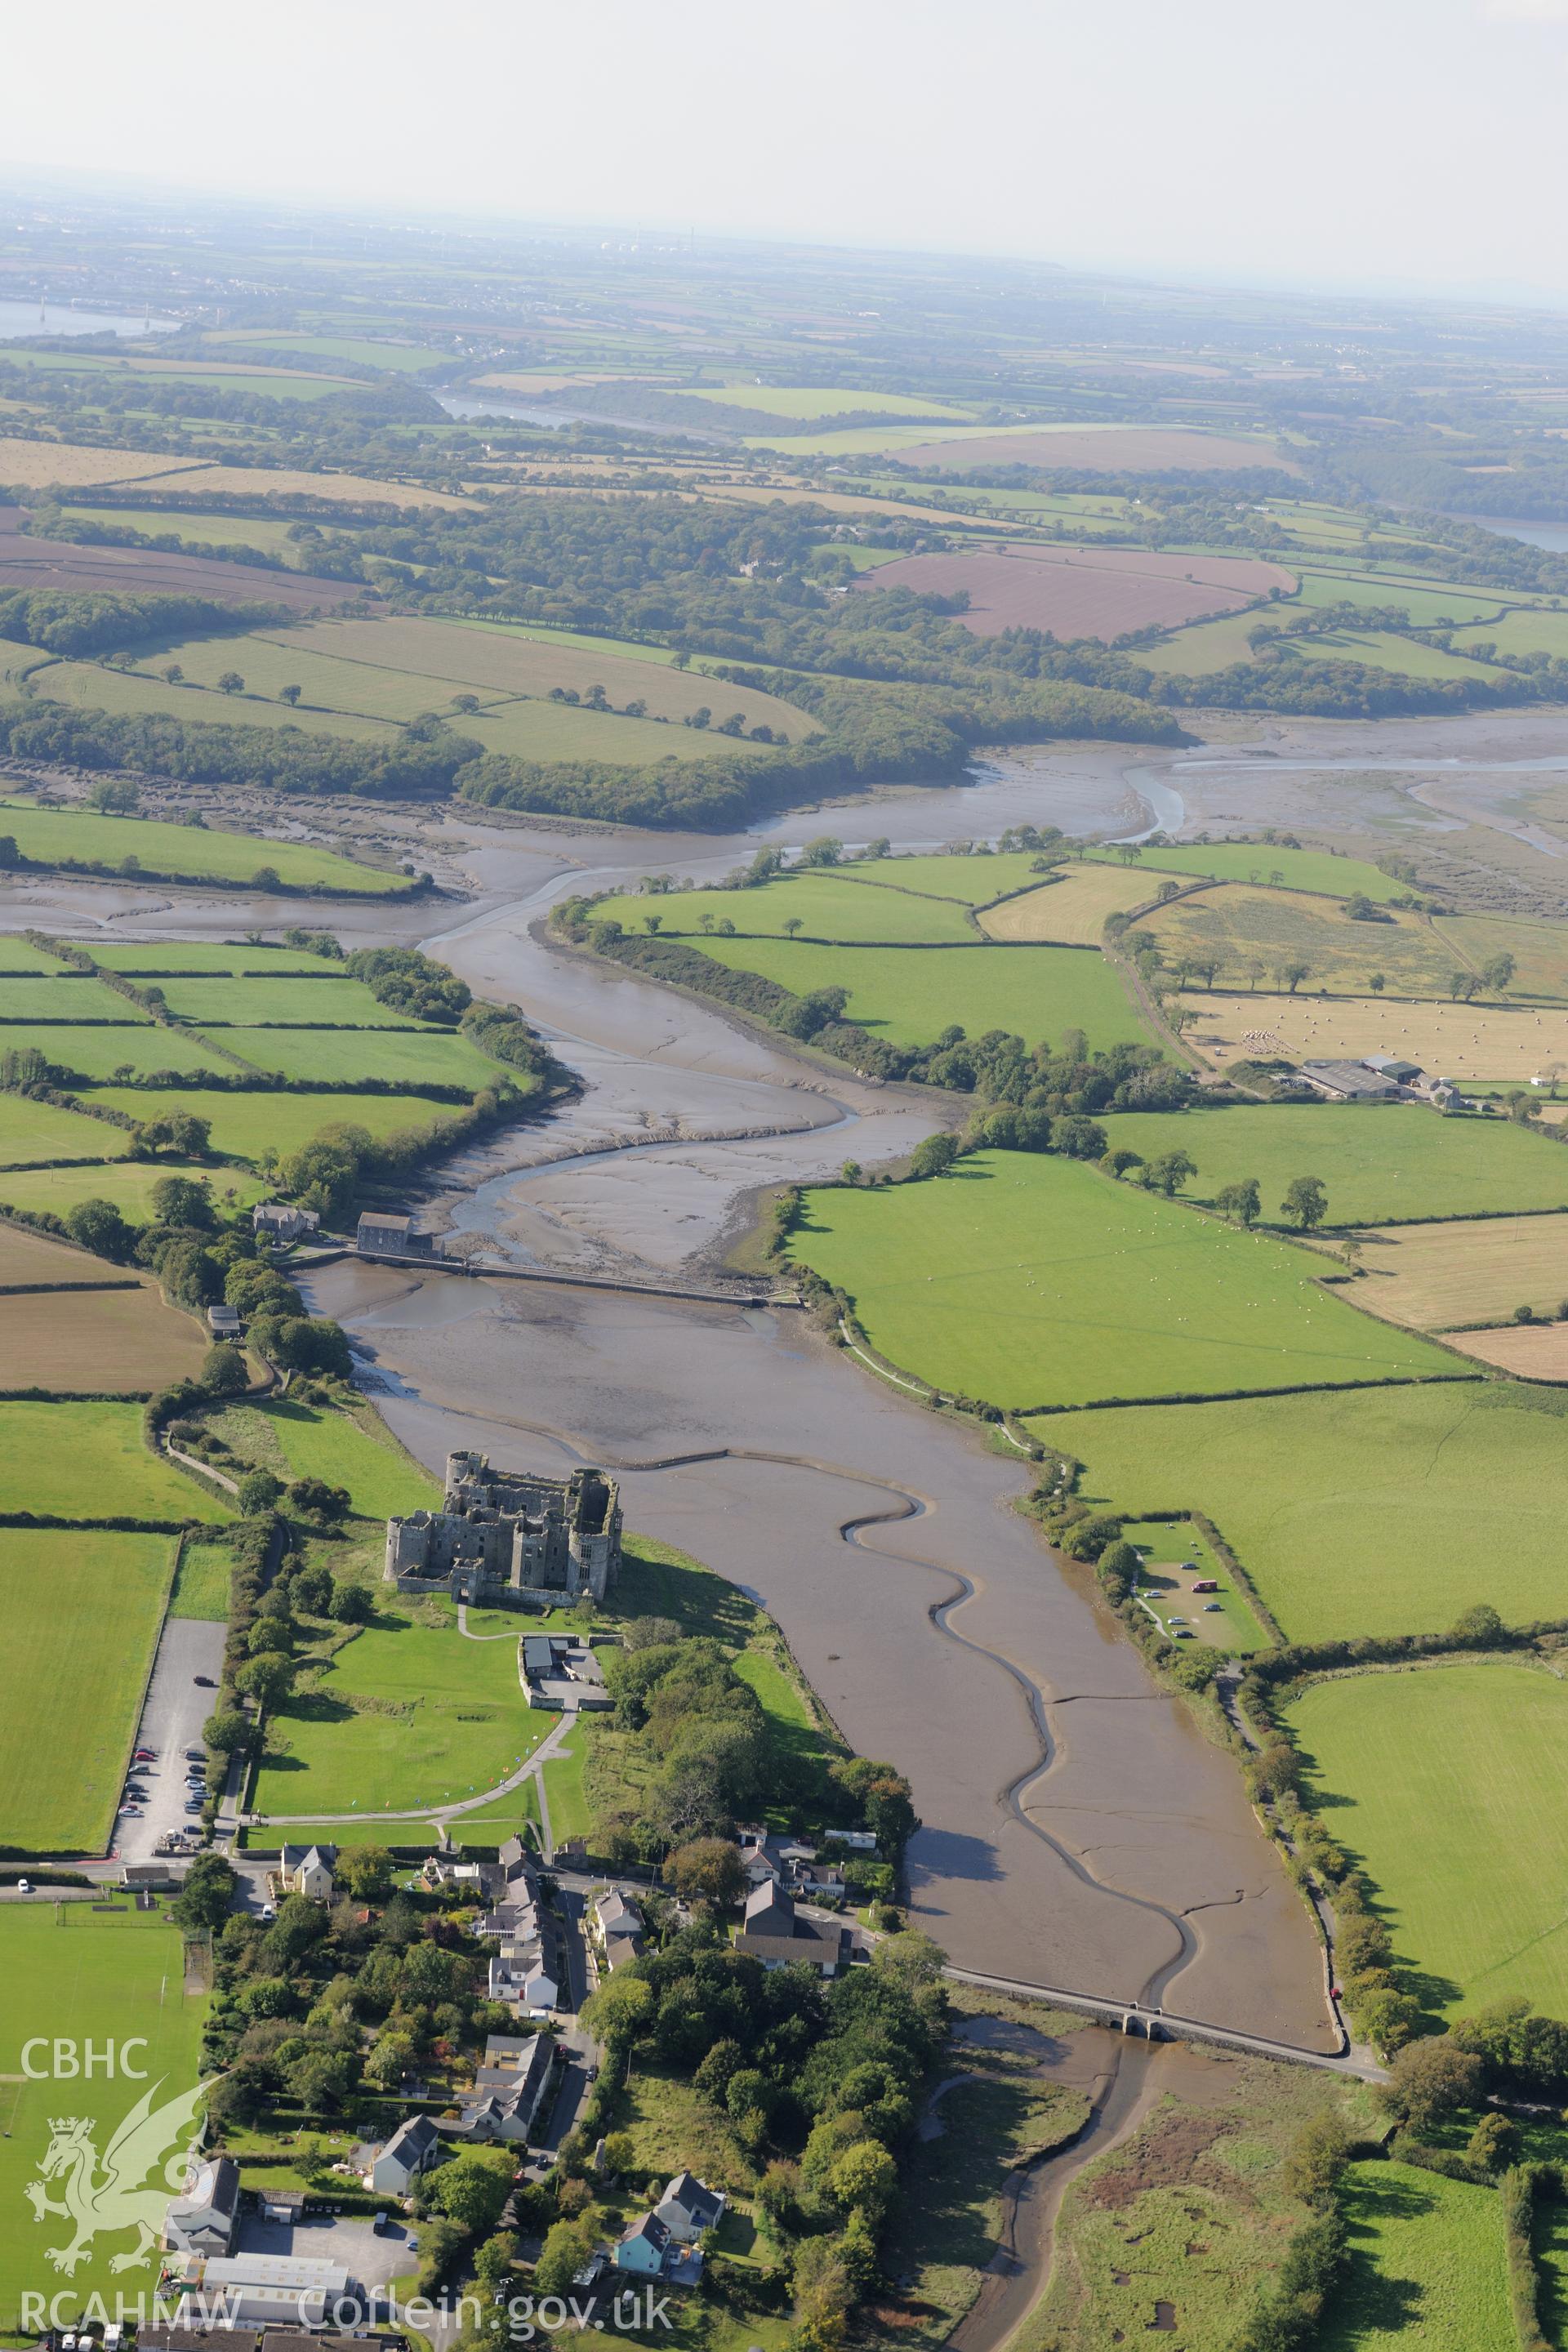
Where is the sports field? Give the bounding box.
[0,798,403,894]
[1084,844,1404,901]
[0,1284,207,1392]
[0,1089,131,1166]
[209,1399,440,1518]
[592,874,978,943]
[1354,1214,1568,1327]
[76,1085,461,1164]
[1189,992,1568,1080]
[1092,1104,1568,1224]
[1143,886,1460,997]
[0,1399,229,1521]
[210,1025,508,1087]
[692,938,1152,1053]
[1043,1382,1568,1643]
[0,1530,177,1854]
[1288,1663,1568,2018]
[978,865,1156,942]
[791,1152,1458,1409]
[1322,2162,1514,2352]
[252,1605,554,1816]
[0,1907,207,2321]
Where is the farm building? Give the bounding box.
[385,1449,621,1605]
[522,1631,611,1710]
[207,1304,242,1339]
[1297,1060,1403,1102]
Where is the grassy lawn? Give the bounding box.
[0,795,404,893]
[0,1529,177,1853]
[0,1398,229,1519]
[0,1156,265,1217]
[168,1535,232,1621]
[541,1735,591,1845]
[1287,1662,1568,2017]
[0,1908,207,2324]
[1043,1382,1568,1643]
[1084,844,1404,901]
[1321,2162,1513,2351]
[212,1024,510,1086]
[791,1153,1459,1410]
[253,1600,554,1818]
[1093,1103,1568,1225]
[591,874,978,944]
[75,1085,461,1165]
[1143,886,1461,997]
[691,937,1152,1054]
[208,1400,440,1517]
[0,1088,131,1166]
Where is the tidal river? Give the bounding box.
[282,753,1340,2054]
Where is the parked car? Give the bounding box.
[185,1748,205,1762]
[134,1748,157,1762]
[1205,1602,1223,1614]
[194,1674,215,1687]
[16,1878,30,1895]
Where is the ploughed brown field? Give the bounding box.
[0,1283,208,1391]
[858,542,1294,643]
[0,509,365,612]
[895,425,1298,471]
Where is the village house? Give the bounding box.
[655,2172,726,2244]
[590,1887,646,1975]
[269,1844,336,1904]
[482,1848,562,2012]
[370,2114,443,2197]
[735,1881,850,1976]
[737,1826,847,1904]
[386,1450,621,1607]
[252,1203,319,1247]
[451,2032,558,2145]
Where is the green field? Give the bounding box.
[1094,1103,1568,1223]
[212,1023,509,1087]
[61,503,318,559]
[1323,2162,1514,2351]
[1292,570,1513,626]
[0,797,405,893]
[0,975,150,1022]
[0,1399,229,1518]
[0,1089,130,1167]
[691,938,1152,1053]
[0,1157,263,1218]
[1454,607,1568,660]
[0,1530,177,1853]
[792,1152,1459,1410]
[0,936,68,971]
[30,658,390,744]
[77,1085,461,1164]
[252,1603,554,1817]
[1040,1382,1568,1643]
[207,330,444,372]
[0,1909,207,2323]
[592,874,979,944]
[541,1735,592,1845]
[1085,844,1405,901]
[1289,1663,1568,2017]
[0,1023,240,1079]
[1120,1517,1268,1653]
[210,1400,441,1518]
[167,1535,232,1621]
[151,975,425,1027]
[88,941,336,974]
[838,852,1054,904]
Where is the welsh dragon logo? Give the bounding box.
[24,2078,212,2275]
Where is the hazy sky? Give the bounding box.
[7,0,1568,298]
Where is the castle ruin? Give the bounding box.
[385,1450,621,1606]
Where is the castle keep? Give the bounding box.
[385,1450,621,1606]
